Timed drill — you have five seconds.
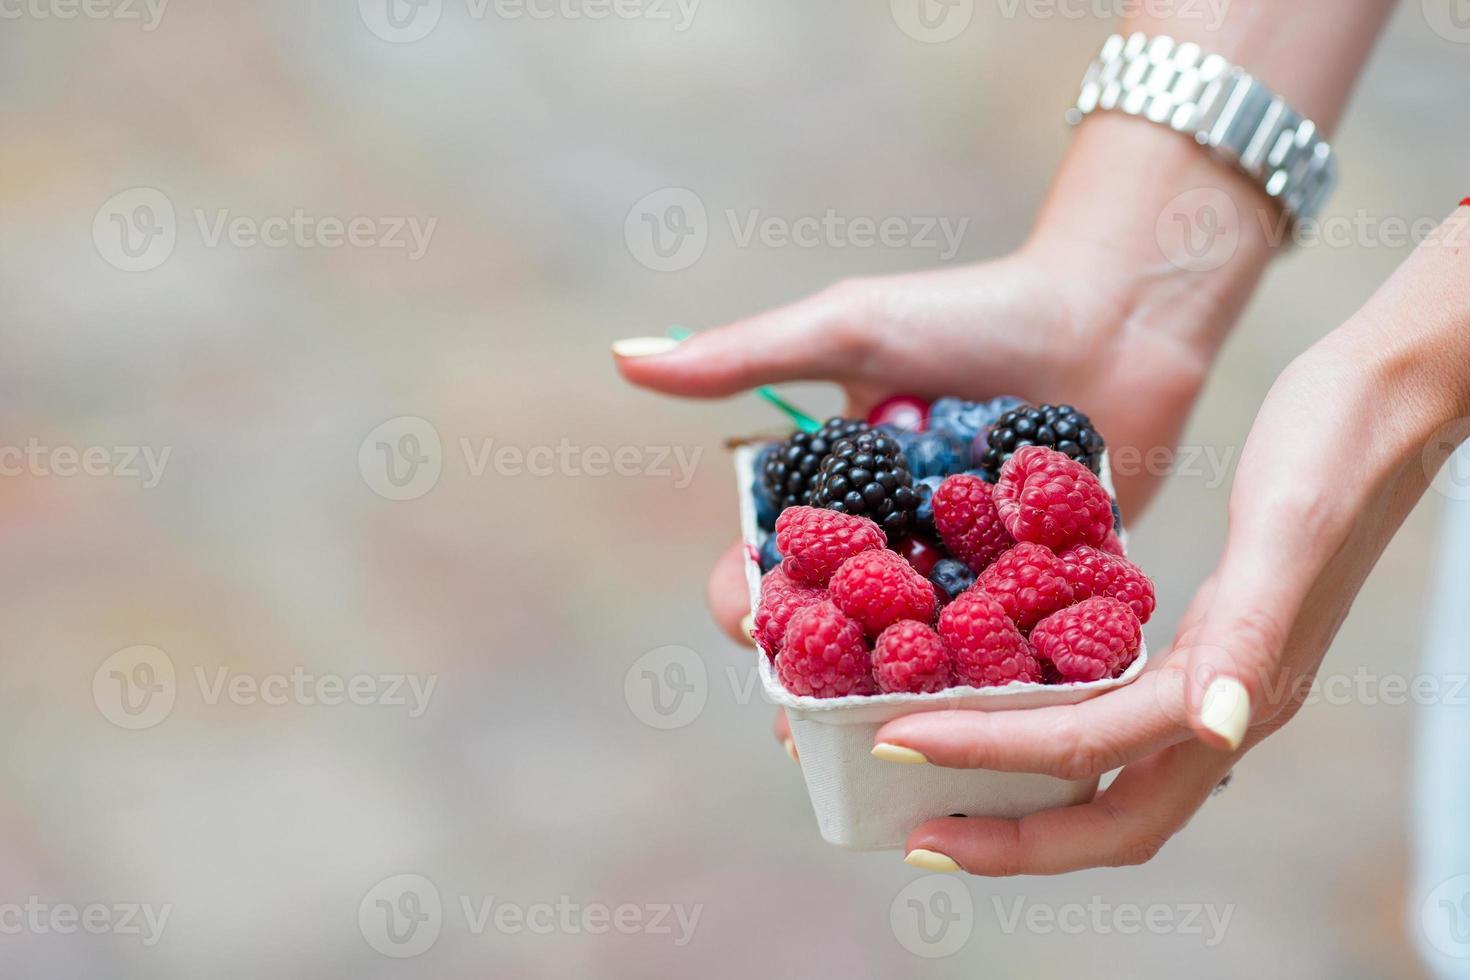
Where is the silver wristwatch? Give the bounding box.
[1068,32,1337,225]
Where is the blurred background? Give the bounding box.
[0,1,1466,976]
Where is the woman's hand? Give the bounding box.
[614,115,1280,754]
[875,209,1470,874]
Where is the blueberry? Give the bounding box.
[758,533,783,573]
[929,559,977,602]
[752,476,780,532]
[905,431,959,479]
[1111,498,1124,534]
[913,475,945,531]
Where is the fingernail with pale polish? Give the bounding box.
[872,743,929,765]
[783,738,798,763]
[904,849,960,873]
[611,336,680,358]
[1199,677,1250,750]
[739,613,755,645]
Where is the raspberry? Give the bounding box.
[872,621,952,693]
[1099,531,1126,557]
[938,591,1040,687]
[973,542,1075,631]
[993,446,1113,549]
[777,600,874,698]
[1056,544,1156,624]
[1030,596,1142,683]
[753,569,826,657]
[932,474,1014,573]
[829,549,937,637]
[775,505,886,586]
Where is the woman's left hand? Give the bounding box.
[875,212,1470,874]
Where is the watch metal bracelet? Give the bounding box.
[1067,32,1338,226]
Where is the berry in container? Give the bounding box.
[740,398,1151,851]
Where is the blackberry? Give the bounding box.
[808,430,919,537]
[762,417,871,511]
[977,403,1104,481]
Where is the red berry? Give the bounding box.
[829,549,938,638]
[1031,596,1142,683]
[938,591,1040,687]
[1099,531,1126,556]
[778,600,874,698]
[753,569,826,658]
[973,542,1075,631]
[867,394,930,433]
[775,505,886,586]
[932,474,1014,573]
[1056,544,1156,624]
[872,621,952,693]
[892,534,944,577]
[993,446,1113,549]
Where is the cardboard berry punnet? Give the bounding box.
[735,445,1147,851]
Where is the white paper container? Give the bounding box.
[736,444,1147,851]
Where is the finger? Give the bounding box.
[612,285,872,398]
[904,738,1235,876]
[1176,517,1315,752]
[772,710,796,762]
[708,541,756,646]
[873,665,1193,779]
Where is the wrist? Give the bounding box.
[1023,113,1277,365]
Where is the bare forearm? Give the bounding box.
[1026,0,1398,364]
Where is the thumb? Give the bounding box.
[1173,524,1309,752]
[611,282,875,398]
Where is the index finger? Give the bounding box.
[873,661,1195,780]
